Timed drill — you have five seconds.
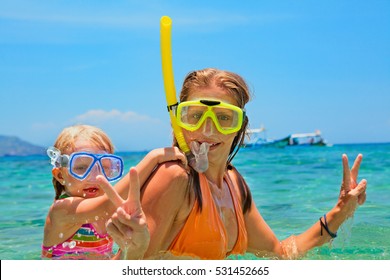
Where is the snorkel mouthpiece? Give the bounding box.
[189,142,210,173]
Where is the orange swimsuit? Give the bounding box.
[168,172,247,259]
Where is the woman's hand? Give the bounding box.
[336,154,367,218]
[98,168,149,259]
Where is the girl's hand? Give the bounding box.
[97,168,149,259]
[152,147,188,168]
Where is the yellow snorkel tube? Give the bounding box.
[160,16,190,154]
[160,16,210,172]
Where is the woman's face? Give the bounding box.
[60,139,108,199]
[182,84,240,167]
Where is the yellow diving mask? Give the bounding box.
[175,99,245,135]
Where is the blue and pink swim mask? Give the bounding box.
[47,147,124,182]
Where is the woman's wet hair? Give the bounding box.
[180,68,251,165]
[178,68,253,213]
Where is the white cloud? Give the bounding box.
[70,109,161,125]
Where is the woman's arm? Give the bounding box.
[245,154,367,259]
[292,154,367,255]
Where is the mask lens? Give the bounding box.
[70,154,95,178]
[69,153,123,181]
[212,106,240,131]
[100,156,123,181]
[180,104,207,128]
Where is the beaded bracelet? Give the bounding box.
[319,214,337,238]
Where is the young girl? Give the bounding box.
[42,124,186,259]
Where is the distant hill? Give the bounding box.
[0,135,46,156]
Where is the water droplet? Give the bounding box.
[59,233,64,238]
[69,241,76,248]
[95,216,99,221]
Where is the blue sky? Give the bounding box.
[0,0,389,151]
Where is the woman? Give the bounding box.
[106,68,367,259]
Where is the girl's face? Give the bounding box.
[182,84,239,167]
[59,139,109,199]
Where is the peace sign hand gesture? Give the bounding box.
[97,167,149,259]
[337,154,367,219]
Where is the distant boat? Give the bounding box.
[243,127,331,148]
[287,130,330,146]
[243,126,288,148]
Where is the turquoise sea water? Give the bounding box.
[0,143,389,260]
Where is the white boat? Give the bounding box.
[243,127,331,148]
[287,130,330,146]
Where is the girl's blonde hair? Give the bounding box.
[51,124,115,199]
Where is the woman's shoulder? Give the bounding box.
[157,161,189,184]
[142,161,190,198]
[141,162,193,227]
[226,166,241,187]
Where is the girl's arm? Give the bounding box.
[134,147,187,187]
[102,168,150,260]
[106,162,190,259]
[50,147,187,226]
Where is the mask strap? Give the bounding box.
[47,147,69,168]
